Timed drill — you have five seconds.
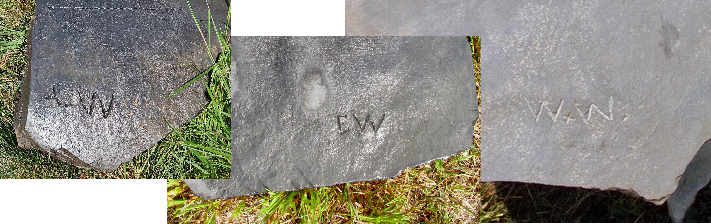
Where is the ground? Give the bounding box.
[480,181,711,222]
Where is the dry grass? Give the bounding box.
[168,135,481,223]
[480,182,711,222]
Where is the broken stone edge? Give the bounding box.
[484,137,710,204]
[185,117,478,200]
[667,138,711,222]
[13,16,35,151]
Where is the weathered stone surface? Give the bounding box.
[345,0,483,36]
[479,0,711,219]
[185,37,477,199]
[13,0,228,172]
[667,139,711,222]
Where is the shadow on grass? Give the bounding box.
[482,181,711,222]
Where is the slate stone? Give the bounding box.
[185,37,477,199]
[667,139,711,222]
[13,0,229,172]
[478,0,711,219]
[345,0,483,36]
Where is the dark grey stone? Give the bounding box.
[345,0,483,36]
[185,37,477,199]
[478,0,711,220]
[13,0,229,172]
[667,139,711,222]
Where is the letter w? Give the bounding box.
[353,114,385,132]
[526,98,563,122]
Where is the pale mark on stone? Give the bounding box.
[301,72,328,110]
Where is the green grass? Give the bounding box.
[167,37,482,224]
[168,143,480,223]
[0,0,230,179]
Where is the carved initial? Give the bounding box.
[45,85,114,118]
[527,98,564,122]
[353,113,385,132]
[336,113,385,134]
[575,96,613,124]
[336,115,349,134]
[528,96,617,124]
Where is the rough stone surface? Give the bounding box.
[186,37,477,199]
[667,139,711,222]
[480,0,711,216]
[13,0,229,172]
[345,0,483,36]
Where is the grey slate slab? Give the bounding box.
[479,0,711,219]
[345,0,483,36]
[13,0,229,172]
[185,37,477,199]
[667,139,711,222]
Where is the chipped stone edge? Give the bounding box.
[483,138,711,222]
[186,111,479,200]
[667,138,711,222]
[13,16,35,151]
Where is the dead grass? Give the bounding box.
[480,182,711,222]
[168,133,480,223]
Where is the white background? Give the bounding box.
[1,179,164,223]
[232,0,345,36]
